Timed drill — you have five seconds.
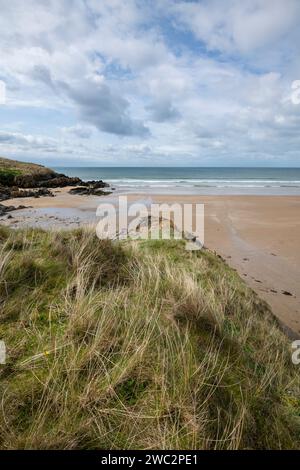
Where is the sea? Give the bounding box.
[53,167,300,195]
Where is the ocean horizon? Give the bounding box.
[53,167,300,195]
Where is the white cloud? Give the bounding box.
[166,0,300,55]
[61,125,93,139]
[0,80,6,104]
[0,131,61,153]
[0,0,299,165]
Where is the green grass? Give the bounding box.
[0,168,22,185]
[0,156,55,185]
[0,227,299,449]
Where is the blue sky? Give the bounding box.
[0,0,300,167]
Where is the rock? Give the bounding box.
[282,290,293,296]
[93,188,112,196]
[69,186,112,196]
[15,174,82,188]
[3,167,82,189]
[0,203,29,217]
[9,188,54,198]
[0,157,110,200]
[36,176,82,188]
[0,185,11,201]
[80,180,110,189]
[0,204,16,216]
[69,187,91,195]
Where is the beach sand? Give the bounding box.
[2,188,300,337]
[149,194,300,339]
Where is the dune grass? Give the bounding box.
[0,226,299,449]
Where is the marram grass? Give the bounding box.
[0,226,299,449]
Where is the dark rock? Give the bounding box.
[282,290,293,296]
[12,172,81,189]
[16,173,111,194]
[0,203,29,217]
[1,160,110,200]
[9,188,54,198]
[83,180,110,189]
[69,186,112,196]
[0,185,11,201]
[0,204,16,216]
[37,176,82,188]
[69,187,90,195]
[93,188,112,196]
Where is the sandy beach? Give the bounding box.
[2,189,300,338]
[150,194,300,339]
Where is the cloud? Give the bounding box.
[61,125,93,139]
[166,0,300,56]
[0,0,299,165]
[28,63,150,137]
[147,98,180,122]
[64,79,149,137]
[0,131,59,153]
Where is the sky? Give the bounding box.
[0,0,300,167]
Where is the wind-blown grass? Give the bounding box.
[0,226,299,449]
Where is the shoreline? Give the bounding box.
[1,188,300,338]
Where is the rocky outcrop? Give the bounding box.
[80,180,110,189]
[13,173,82,189]
[0,203,27,217]
[68,179,111,196]
[9,187,55,198]
[69,186,112,196]
[0,185,10,201]
[2,167,109,191]
[0,184,55,201]
[0,157,111,203]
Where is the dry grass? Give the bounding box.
[0,226,299,449]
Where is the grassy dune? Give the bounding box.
[0,226,299,449]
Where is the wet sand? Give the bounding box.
[1,189,300,337]
[149,194,300,338]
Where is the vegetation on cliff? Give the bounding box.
[0,157,110,203]
[0,157,56,185]
[0,226,299,449]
